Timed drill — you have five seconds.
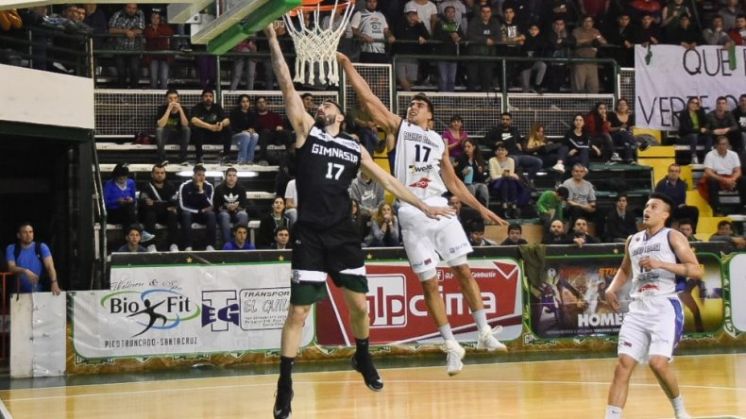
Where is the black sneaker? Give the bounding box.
[273,386,293,419]
[351,356,384,391]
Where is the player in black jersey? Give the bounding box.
[264,24,454,419]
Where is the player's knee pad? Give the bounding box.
[416,268,437,282]
[446,254,468,268]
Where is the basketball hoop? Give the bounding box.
[283,0,355,86]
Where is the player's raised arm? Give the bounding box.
[337,53,401,133]
[265,24,314,143]
[359,148,453,220]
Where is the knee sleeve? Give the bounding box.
[446,254,468,268]
[416,268,437,282]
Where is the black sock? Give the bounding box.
[355,338,370,360]
[279,356,294,388]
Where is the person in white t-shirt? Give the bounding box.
[283,178,297,225]
[350,0,395,63]
[701,136,746,214]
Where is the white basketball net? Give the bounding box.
[283,1,355,86]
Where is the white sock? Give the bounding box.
[670,395,688,417]
[605,405,622,419]
[472,309,489,331]
[439,324,455,341]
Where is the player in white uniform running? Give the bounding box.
[338,54,509,376]
[604,193,702,419]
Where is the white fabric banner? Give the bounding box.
[72,264,313,359]
[634,45,746,130]
[11,292,67,378]
[729,253,746,332]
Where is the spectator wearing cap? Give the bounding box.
[178,164,216,251]
[222,224,256,250]
[116,225,148,253]
[190,89,231,164]
[108,3,145,88]
[143,7,174,89]
[393,5,430,91]
[404,0,439,35]
[104,164,154,241]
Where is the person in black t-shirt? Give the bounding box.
[190,89,230,164]
[139,163,179,252]
[155,89,190,164]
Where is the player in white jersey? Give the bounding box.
[338,53,509,376]
[604,193,702,419]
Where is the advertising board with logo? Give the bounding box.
[316,259,523,346]
[72,264,314,359]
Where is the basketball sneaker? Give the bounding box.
[443,339,465,376]
[476,326,508,352]
[273,385,293,419]
[351,355,384,391]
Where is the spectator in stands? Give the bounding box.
[605,13,636,68]
[661,0,693,29]
[108,3,144,88]
[676,218,698,241]
[729,14,746,45]
[405,0,439,35]
[608,98,638,164]
[6,223,62,295]
[448,194,481,232]
[349,170,384,235]
[719,0,744,31]
[547,17,574,92]
[350,0,394,64]
[116,224,148,253]
[214,167,249,245]
[562,163,597,227]
[520,24,547,93]
[584,102,619,162]
[703,15,734,45]
[230,37,257,90]
[155,89,190,164]
[365,202,400,247]
[543,219,570,244]
[178,164,216,251]
[733,93,746,150]
[269,226,292,250]
[257,197,293,248]
[143,8,173,89]
[701,136,746,215]
[222,224,256,250]
[571,15,607,94]
[655,163,700,232]
[254,96,291,166]
[83,4,108,49]
[707,96,741,152]
[678,96,711,164]
[665,14,702,48]
[560,114,600,168]
[393,4,430,90]
[636,12,662,46]
[229,94,259,165]
[487,141,522,218]
[537,186,569,230]
[301,93,315,117]
[500,5,525,90]
[443,115,468,161]
[604,194,638,242]
[466,218,496,246]
[104,164,150,240]
[485,112,543,182]
[433,5,463,92]
[466,5,500,91]
[571,217,600,247]
[709,219,746,250]
[456,138,490,207]
[190,89,231,164]
[501,223,528,245]
[283,178,298,226]
[525,123,566,172]
[439,0,469,32]
[139,163,179,252]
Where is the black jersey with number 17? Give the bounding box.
[295,126,362,229]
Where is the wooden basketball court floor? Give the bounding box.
[0,351,744,419]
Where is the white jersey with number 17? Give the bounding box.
[393,121,448,206]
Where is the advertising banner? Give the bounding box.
[729,253,746,332]
[316,259,523,346]
[72,264,313,359]
[529,253,722,338]
[634,45,746,130]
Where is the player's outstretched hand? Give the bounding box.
[422,205,456,220]
[264,21,280,39]
[481,208,508,226]
[605,289,620,312]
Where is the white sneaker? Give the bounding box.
[551,162,565,173]
[442,339,466,376]
[169,244,179,252]
[146,244,157,252]
[476,326,508,352]
[184,246,193,252]
[141,231,155,243]
[691,154,699,165]
[205,245,215,251]
[610,152,623,162]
